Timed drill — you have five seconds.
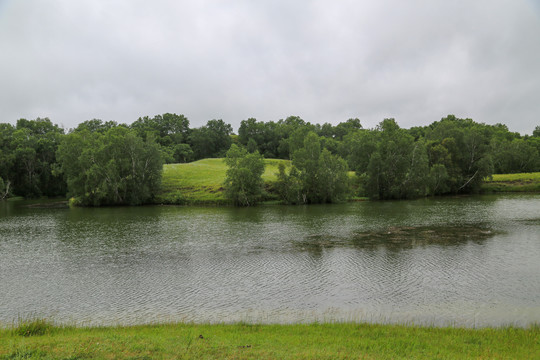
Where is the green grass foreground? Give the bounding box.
[1,322,538,359]
[156,158,289,205]
[482,172,540,193]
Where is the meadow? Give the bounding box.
[482,172,540,193]
[155,158,289,205]
[1,321,538,359]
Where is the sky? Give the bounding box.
[1,0,539,134]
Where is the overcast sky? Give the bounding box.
[1,0,539,134]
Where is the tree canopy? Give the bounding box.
[56,126,163,206]
[223,144,265,206]
[0,113,538,204]
[277,132,349,204]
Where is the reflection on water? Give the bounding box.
[296,224,500,252]
[0,194,539,327]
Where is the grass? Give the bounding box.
[10,318,54,337]
[482,172,540,193]
[155,158,290,205]
[0,322,538,359]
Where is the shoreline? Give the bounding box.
[2,170,539,206]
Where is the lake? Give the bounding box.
[1,194,539,327]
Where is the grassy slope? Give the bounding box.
[1,322,538,359]
[482,172,540,193]
[156,158,289,205]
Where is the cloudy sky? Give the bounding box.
[1,0,539,134]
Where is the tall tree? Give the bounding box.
[189,119,233,159]
[57,127,163,206]
[365,119,430,199]
[278,132,349,204]
[9,118,65,198]
[223,144,265,206]
[425,115,493,193]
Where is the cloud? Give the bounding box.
[1,0,539,134]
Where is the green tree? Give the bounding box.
[131,114,191,164]
[332,118,363,140]
[223,144,265,206]
[190,119,233,159]
[429,164,450,195]
[275,163,303,204]
[0,124,15,187]
[74,119,120,133]
[425,115,494,193]
[280,132,349,204]
[131,113,190,146]
[316,148,350,202]
[491,138,539,173]
[340,129,378,173]
[247,138,258,153]
[0,176,6,200]
[57,127,163,206]
[9,118,66,198]
[173,143,194,163]
[365,119,430,199]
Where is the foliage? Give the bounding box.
[73,119,120,133]
[0,113,538,202]
[131,113,189,145]
[189,119,233,159]
[533,125,540,137]
[131,113,192,164]
[0,123,15,183]
[238,117,281,158]
[275,163,303,204]
[425,116,495,193]
[364,119,430,199]
[0,176,4,199]
[5,118,66,198]
[277,132,349,204]
[56,127,163,206]
[340,129,378,174]
[491,138,540,173]
[223,144,265,206]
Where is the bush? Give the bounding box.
[224,144,265,206]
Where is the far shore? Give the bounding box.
[2,168,539,207]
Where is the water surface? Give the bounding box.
[1,194,539,327]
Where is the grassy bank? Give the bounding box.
[156,158,289,205]
[1,321,538,359]
[155,159,539,205]
[482,172,540,193]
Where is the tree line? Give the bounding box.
[0,114,539,205]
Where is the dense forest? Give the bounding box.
[0,114,539,205]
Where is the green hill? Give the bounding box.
[482,172,540,193]
[156,158,290,205]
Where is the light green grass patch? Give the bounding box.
[487,172,540,182]
[156,158,290,205]
[482,172,540,193]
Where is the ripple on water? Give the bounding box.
[1,195,539,327]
